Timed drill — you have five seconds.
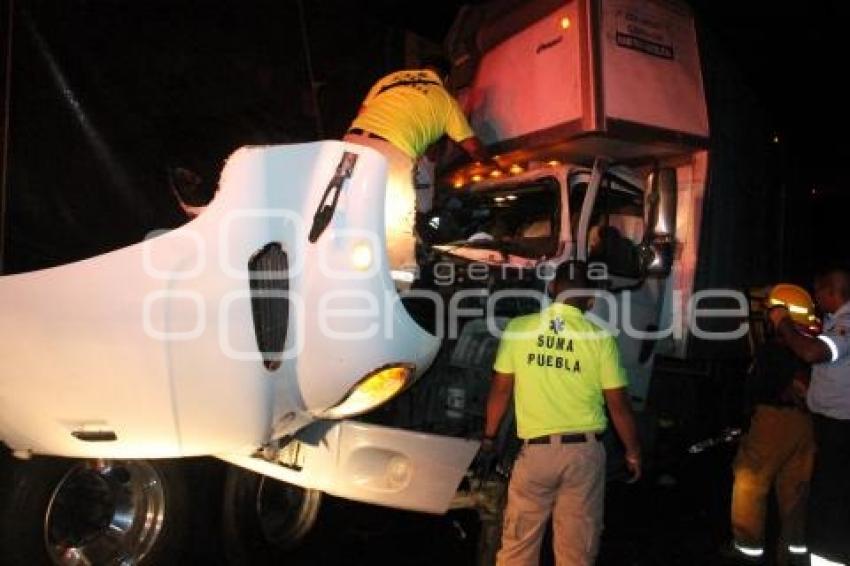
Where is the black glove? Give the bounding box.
[472,438,498,480]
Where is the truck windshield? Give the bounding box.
[426,176,561,259]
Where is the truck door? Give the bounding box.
[568,165,666,408]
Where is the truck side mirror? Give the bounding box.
[641,168,677,276]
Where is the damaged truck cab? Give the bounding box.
[0,138,483,563]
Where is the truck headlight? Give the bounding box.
[320,363,415,419]
[350,242,373,271]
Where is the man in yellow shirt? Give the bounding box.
[344,55,488,276]
[483,261,641,566]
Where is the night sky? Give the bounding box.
[1,0,848,283]
[689,0,850,281]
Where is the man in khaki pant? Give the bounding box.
[482,261,641,566]
[731,407,813,562]
[728,284,816,564]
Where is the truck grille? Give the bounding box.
[248,243,289,371]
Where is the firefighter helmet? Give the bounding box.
[767,284,816,327]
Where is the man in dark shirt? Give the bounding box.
[746,340,810,409]
[768,269,850,564]
[729,285,815,564]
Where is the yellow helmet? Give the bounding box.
[767,283,816,326]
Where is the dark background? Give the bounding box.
[0,0,414,270]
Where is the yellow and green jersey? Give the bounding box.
[493,303,628,439]
[350,69,475,159]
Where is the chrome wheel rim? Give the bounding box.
[44,460,166,565]
[255,476,320,549]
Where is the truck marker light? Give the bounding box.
[320,363,415,419]
[489,170,503,178]
[560,16,571,30]
[351,242,373,271]
[472,174,483,182]
[547,160,561,166]
[509,164,524,174]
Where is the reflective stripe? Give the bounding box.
[735,543,765,557]
[788,545,808,555]
[811,553,845,566]
[818,334,839,362]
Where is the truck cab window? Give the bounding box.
[569,170,645,277]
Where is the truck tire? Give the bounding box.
[0,455,188,566]
[221,465,322,564]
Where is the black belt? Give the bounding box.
[347,128,388,142]
[527,432,603,445]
